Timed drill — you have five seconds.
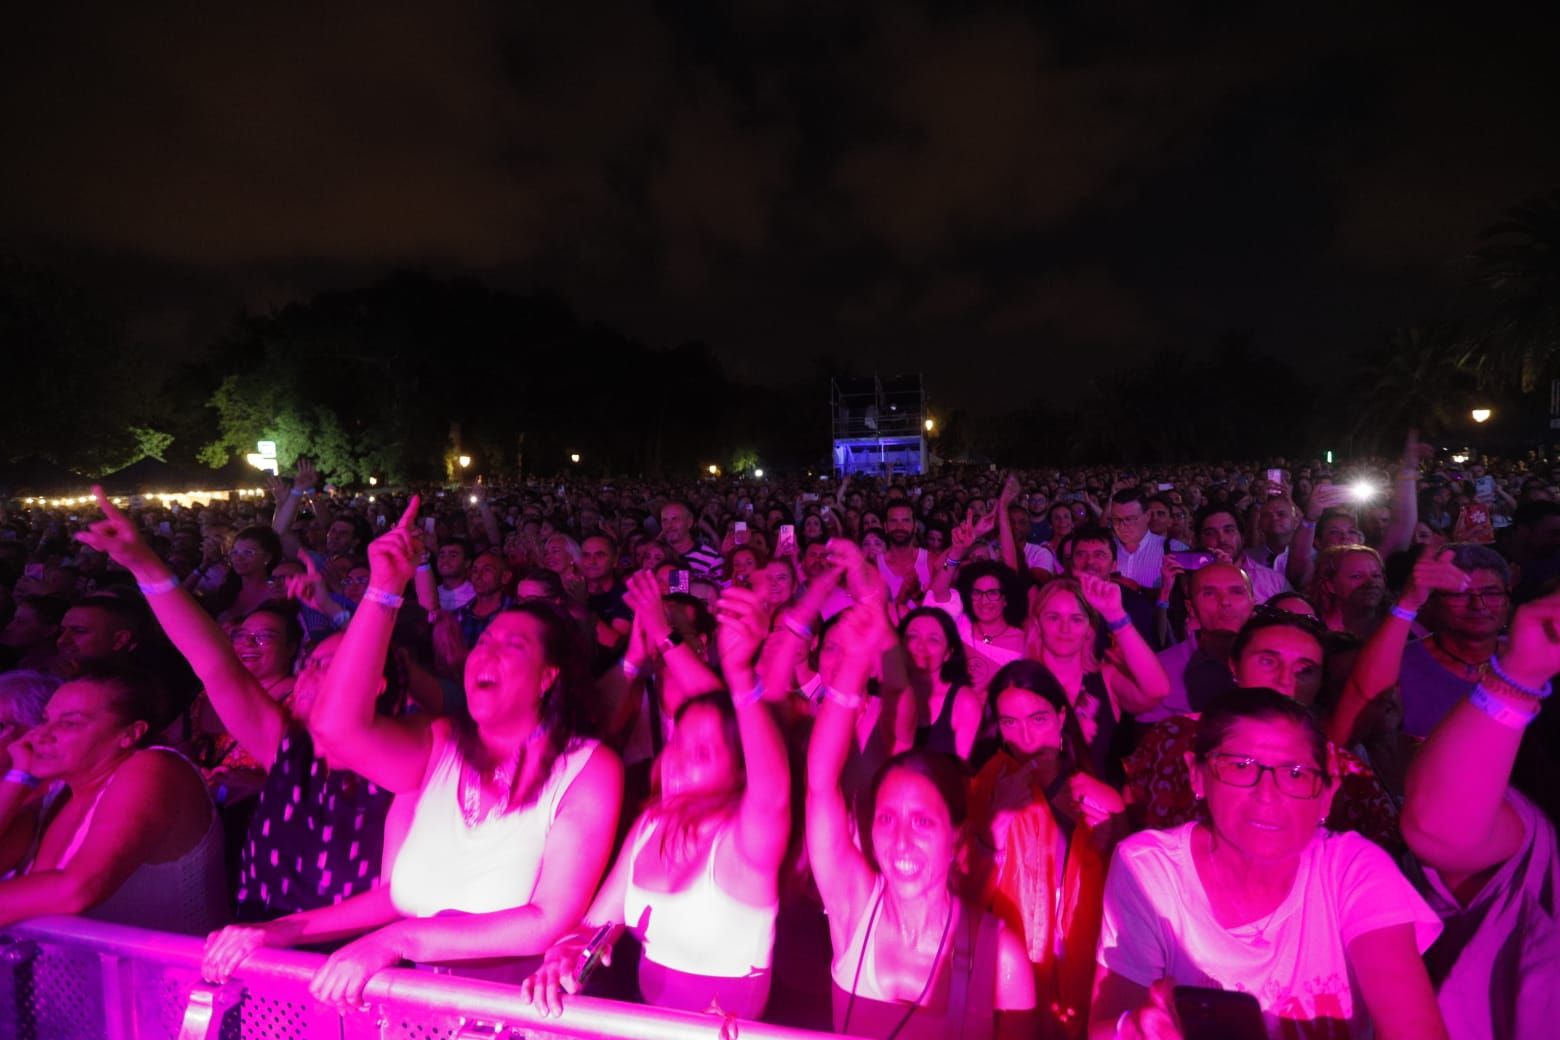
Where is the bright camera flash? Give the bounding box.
[1348,480,1379,502]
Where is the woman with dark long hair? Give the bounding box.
[966,660,1123,1038]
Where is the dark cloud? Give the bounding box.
[1,4,1556,412]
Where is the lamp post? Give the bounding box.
[1471,408,1492,424]
[458,455,472,469]
[570,453,581,464]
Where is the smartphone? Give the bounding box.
[376,514,387,528]
[669,569,691,595]
[1266,468,1284,485]
[423,517,435,535]
[1173,986,1265,1040]
[777,524,796,558]
[1157,483,1174,491]
[574,922,619,989]
[1168,550,1217,571]
[802,492,819,502]
[157,520,173,536]
[733,521,748,544]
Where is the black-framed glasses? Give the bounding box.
[1205,752,1326,799]
[1432,587,1509,608]
[970,587,1005,601]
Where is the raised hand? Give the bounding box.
[1400,547,1469,611]
[999,473,1022,506]
[1078,572,1126,623]
[365,496,424,593]
[1495,587,1560,690]
[295,457,319,493]
[1305,483,1352,521]
[284,551,332,612]
[623,569,673,643]
[75,486,161,575]
[715,586,769,684]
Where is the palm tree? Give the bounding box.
[1354,324,1477,442]
[1465,189,1560,392]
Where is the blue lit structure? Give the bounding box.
[830,374,929,477]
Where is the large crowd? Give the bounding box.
[1,437,1556,1040]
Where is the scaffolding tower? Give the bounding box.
[830,374,929,477]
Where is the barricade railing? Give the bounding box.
[2,916,842,1040]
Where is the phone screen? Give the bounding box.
[669,570,691,595]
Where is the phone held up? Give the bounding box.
[776,524,796,558]
[1167,550,1217,571]
[668,569,692,595]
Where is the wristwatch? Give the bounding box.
[657,630,685,656]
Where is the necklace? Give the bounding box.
[975,621,1010,645]
[1428,636,1489,679]
[459,726,544,827]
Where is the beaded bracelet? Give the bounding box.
[137,576,180,597]
[1105,614,1133,633]
[1488,656,1553,700]
[1470,687,1540,730]
[1389,604,1418,624]
[362,586,404,609]
[3,769,39,788]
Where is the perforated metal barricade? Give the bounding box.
[2,916,840,1040]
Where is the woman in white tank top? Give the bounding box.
[521,585,791,1020]
[198,500,622,1007]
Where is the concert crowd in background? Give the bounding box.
[1,435,1556,1040]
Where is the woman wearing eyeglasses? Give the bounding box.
[1092,689,1448,1040]
[213,526,284,624]
[185,605,300,796]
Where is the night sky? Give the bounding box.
[4,4,1557,413]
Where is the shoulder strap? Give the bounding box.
[950,904,998,1040]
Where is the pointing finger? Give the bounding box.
[397,495,422,531]
[92,485,128,525]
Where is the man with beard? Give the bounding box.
[877,501,931,604]
[1137,562,1254,723]
[1195,505,1290,604]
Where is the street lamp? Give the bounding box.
[368,476,378,487]
[570,453,581,464]
[1471,408,1492,424]
[754,468,764,479]
[924,418,935,432]
[458,455,472,469]
[708,464,719,476]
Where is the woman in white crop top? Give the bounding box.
[521,586,790,1021]
[0,663,225,934]
[199,501,622,1007]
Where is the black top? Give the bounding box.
[234,726,394,921]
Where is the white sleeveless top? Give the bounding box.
[623,816,777,977]
[389,732,600,917]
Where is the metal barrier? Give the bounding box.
[2,917,842,1040]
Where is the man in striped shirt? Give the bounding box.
[658,499,723,577]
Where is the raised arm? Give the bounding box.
[1401,590,1558,879]
[270,458,317,559]
[1288,483,1350,589]
[997,475,1022,573]
[716,587,792,878]
[1381,431,1429,556]
[623,569,722,708]
[1080,573,1169,713]
[308,497,433,794]
[77,488,288,765]
[805,594,882,934]
[1328,549,1464,746]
